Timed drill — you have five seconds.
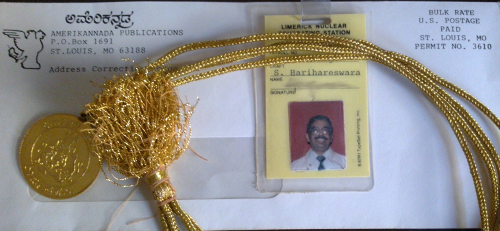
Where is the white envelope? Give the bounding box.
[1,1,499,230]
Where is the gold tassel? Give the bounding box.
[84,69,197,230]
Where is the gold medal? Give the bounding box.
[19,114,100,199]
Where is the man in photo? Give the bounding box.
[291,115,346,171]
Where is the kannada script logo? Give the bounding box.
[3,29,46,69]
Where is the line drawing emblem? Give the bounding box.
[3,29,46,69]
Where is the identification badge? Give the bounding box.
[264,15,370,179]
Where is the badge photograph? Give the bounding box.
[289,101,346,172]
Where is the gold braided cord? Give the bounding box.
[380,50,500,226]
[378,49,500,227]
[152,33,500,130]
[161,47,497,229]
[373,49,500,227]
[140,33,499,230]
[145,167,201,231]
[148,32,499,133]
[373,53,495,228]
[163,43,357,80]
[85,32,499,230]
[399,53,500,214]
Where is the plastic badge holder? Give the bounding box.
[301,0,332,24]
[250,2,375,193]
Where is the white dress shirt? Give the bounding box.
[291,147,346,171]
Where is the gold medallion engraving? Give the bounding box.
[19,114,100,199]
